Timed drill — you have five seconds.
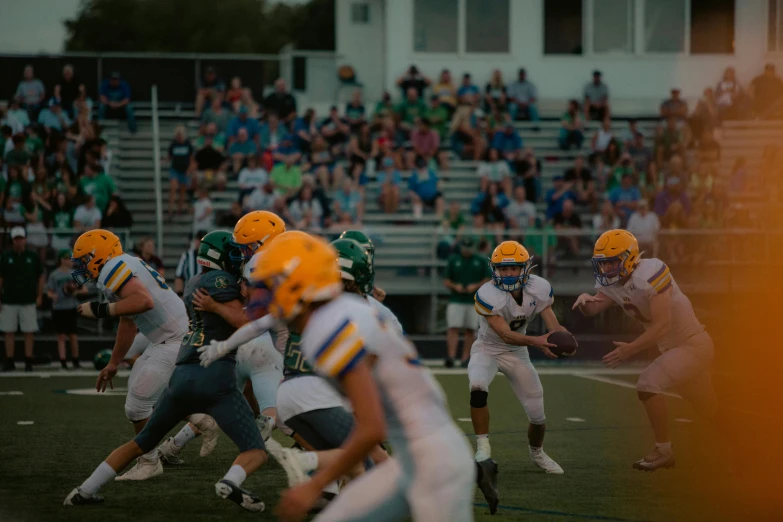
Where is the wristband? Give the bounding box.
[90,302,113,319]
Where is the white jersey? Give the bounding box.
[300,293,451,445]
[98,254,188,345]
[367,295,403,335]
[597,258,704,352]
[473,275,554,354]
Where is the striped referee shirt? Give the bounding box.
[175,249,202,286]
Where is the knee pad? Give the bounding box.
[125,396,154,423]
[521,395,546,425]
[470,390,488,408]
[637,391,659,402]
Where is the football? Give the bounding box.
[548,331,578,357]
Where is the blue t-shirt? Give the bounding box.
[609,186,642,205]
[491,131,523,153]
[226,116,260,140]
[408,169,439,201]
[228,140,258,156]
[545,188,577,220]
[377,169,402,186]
[99,79,131,102]
[333,190,362,218]
[37,109,71,131]
[457,84,480,98]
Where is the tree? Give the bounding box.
[64,0,334,53]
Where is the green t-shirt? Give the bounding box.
[443,253,491,304]
[7,180,25,200]
[25,136,44,155]
[0,249,43,305]
[79,173,117,212]
[52,210,73,238]
[270,164,302,193]
[373,101,394,119]
[395,99,428,125]
[607,166,635,192]
[4,149,30,168]
[427,106,450,139]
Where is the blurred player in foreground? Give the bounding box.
[574,229,724,471]
[70,229,188,480]
[470,241,566,474]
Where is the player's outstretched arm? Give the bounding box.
[485,315,558,358]
[198,314,276,367]
[572,291,614,316]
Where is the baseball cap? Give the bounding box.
[593,70,602,76]
[10,226,26,239]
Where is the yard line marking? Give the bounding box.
[17,421,34,425]
[457,417,472,422]
[675,418,694,423]
[0,391,23,395]
[473,502,650,521]
[566,417,586,422]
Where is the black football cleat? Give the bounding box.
[215,479,265,512]
[64,488,104,506]
[476,458,499,515]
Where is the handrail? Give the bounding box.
[151,85,164,258]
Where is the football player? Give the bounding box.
[573,229,721,471]
[470,241,566,474]
[339,229,386,302]
[70,229,188,481]
[65,231,273,511]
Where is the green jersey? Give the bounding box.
[283,330,313,378]
[176,270,242,365]
[79,173,116,212]
[444,253,491,304]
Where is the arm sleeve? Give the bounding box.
[221,314,276,351]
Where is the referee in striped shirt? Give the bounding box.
[174,231,205,296]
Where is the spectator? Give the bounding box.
[609,173,641,225]
[3,99,31,134]
[655,116,684,165]
[24,197,50,263]
[408,156,444,218]
[287,181,324,229]
[98,72,137,133]
[478,148,512,193]
[134,237,165,276]
[564,155,596,208]
[432,69,457,112]
[750,63,783,118]
[101,195,133,230]
[457,73,480,104]
[309,134,344,192]
[201,96,232,137]
[218,201,243,228]
[193,122,226,153]
[691,88,721,142]
[373,91,396,121]
[715,66,746,120]
[292,109,319,154]
[627,199,660,253]
[506,68,540,122]
[333,178,364,226]
[545,176,577,221]
[270,154,303,197]
[395,88,428,138]
[73,84,94,121]
[14,65,46,119]
[319,106,351,154]
[698,129,721,167]
[552,199,583,258]
[409,117,443,169]
[655,176,691,220]
[347,122,375,180]
[660,88,688,123]
[438,201,467,253]
[396,65,431,98]
[491,120,523,164]
[3,166,28,226]
[272,134,302,168]
[427,94,450,143]
[263,78,298,123]
[617,119,639,148]
[78,164,116,213]
[345,90,366,133]
[559,99,584,150]
[260,113,288,157]
[226,76,258,117]
[449,106,486,161]
[226,106,260,146]
[167,125,194,216]
[242,182,276,212]
[584,70,610,121]
[174,233,204,297]
[49,193,74,251]
[73,195,102,231]
[505,185,537,230]
[47,250,86,369]
[603,138,622,169]
[58,64,81,119]
[237,154,268,203]
[4,133,30,169]
[513,148,542,203]
[377,156,402,214]
[592,200,621,232]
[443,237,489,368]
[471,182,508,232]
[0,227,44,372]
[627,131,653,173]
[195,67,225,117]
[194,134,228,190]
[591,116,614,153]
[37,98,72,132]
[228,127,258,173]
[484,69,506,106]
[192,187,214,234]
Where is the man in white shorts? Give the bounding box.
[72,229,188,480]
[444,237,490,368]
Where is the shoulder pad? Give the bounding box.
[526,275,553,302]
[100,254,135,293]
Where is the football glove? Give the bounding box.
[197,340,231,368]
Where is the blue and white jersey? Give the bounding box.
[367,295,403,335]
[300,293,450,445]
[98,254,188,345]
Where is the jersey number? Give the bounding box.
[509,317,527,331]
[139,260,169,290]
[623,304,650,323]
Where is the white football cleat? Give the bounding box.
[256,415,275,442]
[529,447,564,474]
[632,448,676,472]
[475,437,491,462]
[114,458,163,481]
[158,437,185,465]
[191,414,220,457]
[264,438,309,486]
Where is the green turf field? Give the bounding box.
[0,368,766,522]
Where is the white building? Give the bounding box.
[336,0,783,114]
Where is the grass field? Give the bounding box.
[0,366,778,522]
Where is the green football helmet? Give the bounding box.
[339,230,375,289]
[93,349,112,371]
[332,238,373,296]
[197,231,238,275]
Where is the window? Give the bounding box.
[643,0,686,53]
[465,0,510,53]
[350,3,370,24]
[592,0,634,54]
[770,0,783,51]
[690,0,734,54]
[544,0,583,55]
[413,0,458,53]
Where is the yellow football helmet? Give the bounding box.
[248,231,342,321]
[71,229,123,286]
[230,210,286,266]
[592,229,640,286]
[490,241,533,292]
